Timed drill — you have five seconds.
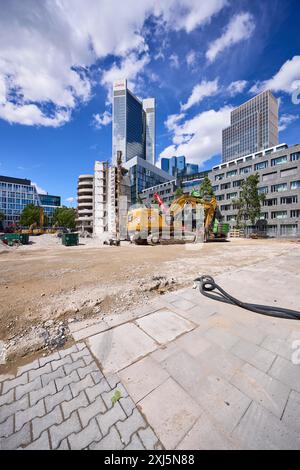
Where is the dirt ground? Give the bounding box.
[0,234,298,365]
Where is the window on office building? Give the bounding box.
[271,183,288,192]
[291,210,300,218]
[258,186,268,194]
[220,182,231,190]
[240,166,252,175]
[271,211,287,219]
[271,155,288,166]
[254,161,268,171]
[290,180,300,190]
[280,224,298,236]
[215,173,224,181]
[280,196,298,204]
[263,198,277,206]
[290,152,300,161]
[226,170,237,178]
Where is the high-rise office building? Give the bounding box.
[160,156,199,177]
[222,90,279,163]
[112,80,155,165]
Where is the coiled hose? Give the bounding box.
[194,275,300,320]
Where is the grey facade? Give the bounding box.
[222,90,279,163]
[211,143,300,237]
[143,98,156,165]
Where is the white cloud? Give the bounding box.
[181,79,219,111]
[160,106,232,165]
[279,114,299,132]
[93,111,112,129]
[227,80,248,96]
[32,183,47,195]
[65,197,76,203]
[251,56,300,95]
[169,54,180,69]
[186,50,196,67]
[206,12,255,63]
[0,0,228,127]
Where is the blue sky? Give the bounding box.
[0,0,300,205]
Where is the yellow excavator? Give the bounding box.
[21,207,45,235]
[127,192,229,245]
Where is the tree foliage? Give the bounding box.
[53,207,76,229]
[174,187,183,199]
[198,176,215,198]
[20,204,41,226]
[0,211,4,221]
[235,173,265,227]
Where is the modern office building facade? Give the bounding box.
[222,90,279,163]
[38,194,61,222]
[161,156,199,177]
[211,143,300,237]
[112,80,155,165]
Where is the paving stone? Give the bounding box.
[15,399,45,432]
[69,373,94,398]
[0,415,14,438]
[0,395,29,423]
[77,362,100,379]
[64,358,86,375]
[42,366,65,387]
[105,373,119,389]
[2,372,28,394]
[151,342,181,363]
[269,355,300,392]
[196,375,251,433]
[196,344,244,382]
[0,389,14,407]
[51,355,73,371]
[89,425,123,450]
[174,328,212,357]
[58,345,78,358]
[87,323,157,374]
[119,396,136,417]
[0,423,31,450]
[90,369,104,384]
[71,347,92,362]
[125,433,144,450]
[32,405,63,440]
[138,427,159,450]
[62,391,89,420]
[262,335,294,361]
[85,379,110,403]
[45,385,72,413]
[119,356,169,404]
[83,355,94,366]
[30,380,56,406]
[231,363,289,418]
[78,395,106,427]
[17,359,40,376]
[49,412,81,449]
[171,298,196,311]
[29,362,51,381]
[55,370,79,392]
[232,401,300,450]
[96,403,126,436]
[116,408,146,445]
[177,411,241,450]
[136,309,194,344]
[231,339,276,373]
[139,377,201,449]
[72,322,109,341]
[282,390,300,433]
[16,376,41,400]
[204,326,239,351]
[39,352,60,367]
[24,431,50,450]
[57,438,69,450]
[68,418,101,449]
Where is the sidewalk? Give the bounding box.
[1,249,300,450]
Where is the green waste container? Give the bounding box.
[62,233,79,246]
[0,233,29,245]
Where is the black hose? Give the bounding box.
[194,275,300,320]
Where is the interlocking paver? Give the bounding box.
[0,423,31,450]
[119,396,136,417]
[17,359,39,376]
[51,355,73,371]
[0,415,14,438]
[102,383,128,409]
[116,408,146,445]
[58,345,78,358]
[16,376,42,400]
[89,425,123,450]
[29,362,51,381]
[2,372,28,394]
[42,366,65,387]
[78,395,106,427]
[96,402,126,436]
[0,395,29,423]
[39,352,60,367]
[62,391,89,420]
[125,433,144,450]
[85,379,110,403]
[49,412,81,449]
[45,385,72,413]
[77,362,102,380]
[15,399,45,432]
[71,348,92,362]
[32,405,63,440]
[64,358,86,375]
[30,381,56,406]
[55,370,79,392]
[68,418,101,449]
[69,373,94,397]
[0,389,14,407]
[138,427,159,450]
[24,431,50,450]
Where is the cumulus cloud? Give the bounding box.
[0,0,228,127]
[186,50,196,67]
[160,106,232,165]
[93,111,112,129]
[227,80,248,96]
[181,79,219,111]
[250,56,300,95]
[206,12,255,63]
[279,114,299,131]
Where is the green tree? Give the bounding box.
[20,204,41,226]
[53,207,76,229]
[235,173,265,227]
[174,187,183,199]
[198,176,215,198]
[0,212,4,221]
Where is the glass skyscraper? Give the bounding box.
[222,90,279,163]
[160,156,199,177]
[112,80,155,165]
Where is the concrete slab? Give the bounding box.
[118,356,169,403]
[268,355,300,393]
[174,328,212,358]
[87,323,158,374]
[139,378,201,449]
[135,309,194,344]
[231,338,276,373]
[282,390,300,433]
[72,321,109,341]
